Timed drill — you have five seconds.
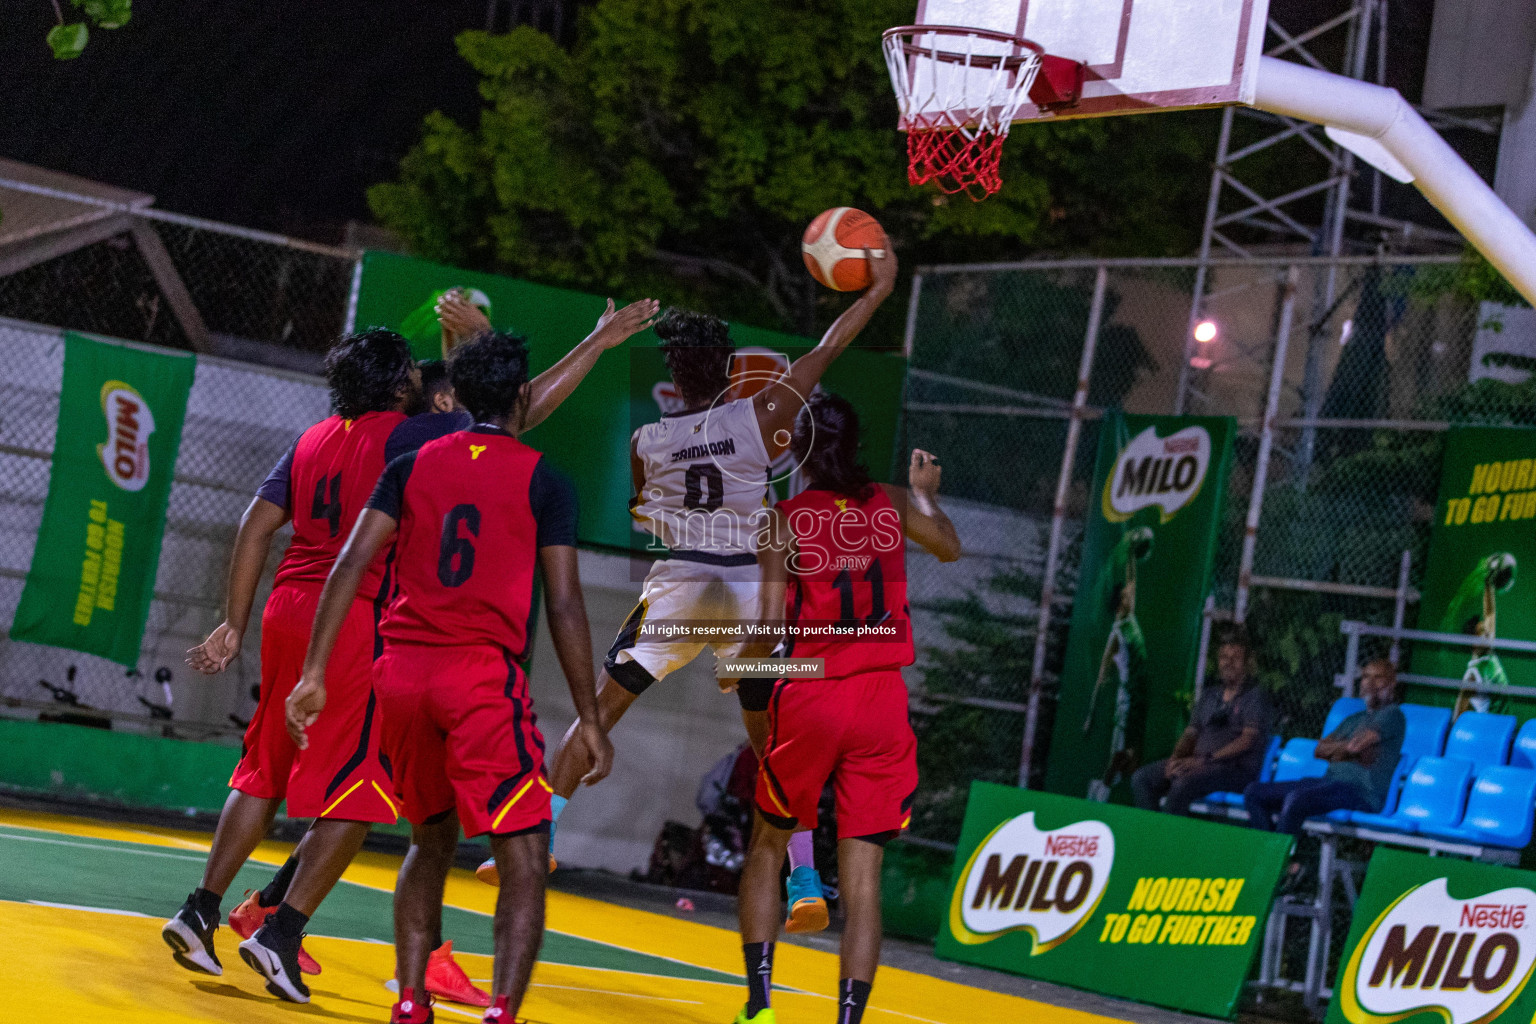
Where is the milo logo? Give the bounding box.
[97,380,155,492]
[1102,426,1211,523]
[1340,878,1536,1024]
[949,812,1114,953]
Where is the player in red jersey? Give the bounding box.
[730,392,961,1024]
[162,329,418,984]
[289,331,615,1024]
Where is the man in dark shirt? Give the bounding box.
[1132,636,1275,816]
[1244,659,1406,833]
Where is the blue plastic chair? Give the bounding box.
[1443,712,1517,769]
[1399,704,1453,759]
[1508,719,1536,770]
[1350,755,1472,834]
[1326,753,1416,824]
[1419,766,1536,849]
[1322,697,1366,737]
[1204,735,1283,807]
[1273,738,1328,782]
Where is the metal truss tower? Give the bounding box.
[1174,0,1488,418]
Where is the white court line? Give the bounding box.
[29,900,149,917]
[0,830,205,862]
[124,828,211,852]
[532,982,702,1005]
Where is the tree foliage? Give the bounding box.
[370,0,1216,333]
[45,0,131,59]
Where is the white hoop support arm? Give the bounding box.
[1252,55,1536,308]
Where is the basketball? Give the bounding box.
[801,207,887,291]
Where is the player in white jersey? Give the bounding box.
[475,248,896,924]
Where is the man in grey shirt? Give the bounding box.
[1132,636,1276,816]
[1243,658,1406,833]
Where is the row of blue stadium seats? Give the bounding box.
[1201,700,1536,849]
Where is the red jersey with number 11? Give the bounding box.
[778,485,912,680]
[271,411,406,600]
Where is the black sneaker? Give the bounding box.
[239,921,311,1003]
[162,900,223,975]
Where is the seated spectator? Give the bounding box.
[1243,658,1405,834]
[1132,634,1275,816]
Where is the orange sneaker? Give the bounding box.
[425,941,490,1007]
[228,890,322,975]
[474,855,556,886]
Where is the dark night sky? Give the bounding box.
[0,1,1492,242]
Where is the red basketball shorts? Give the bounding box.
[230,583,398,823]
[373,641,551,838]
[754,670,918,840]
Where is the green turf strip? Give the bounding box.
[0,826,743,986]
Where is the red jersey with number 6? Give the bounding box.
[367,427,580,656]
[777,485,913,679]
[271,411,406,600]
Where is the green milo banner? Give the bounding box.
[10,333,194,666]
[938,783,1290,1018]
[1045,412,1236,800]
[1327,848,1536,1024]
[1412,426,1536,706]
[353,250,905,551]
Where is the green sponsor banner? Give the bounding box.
[1326,847,1536,1024]
[10,333,194,666]
[937,782,1290,1018]
[1045,412,1236,800]
[353,250,905,551]
[1412,426,1536,708]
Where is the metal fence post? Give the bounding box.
[902,272,923,359]
[344,257,364,337]
[1235,265,1300,623]
[1019,264,1108,787]
[1390,547,1412,665]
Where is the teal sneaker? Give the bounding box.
[784,865,829,934]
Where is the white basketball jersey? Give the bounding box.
[631,397,772,556]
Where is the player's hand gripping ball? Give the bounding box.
[801,207,888,291]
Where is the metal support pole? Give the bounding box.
[1304,837,1339,1012]
[902,272,924,359]
[1177,107,1235,415]
[1235,266,1300,623]
[1194,595,1216,701]
[1019,264,1108,787]
[1390,548,1412,665]
[343,257,364,338]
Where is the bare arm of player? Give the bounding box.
[629,431,644,495]
[284,509,398,748]
[187,496,290,675]
[722,509,794,688]
[519,298,660,433]
[539,543,615,786]
[879,449,961,563]
[752,247,898,453]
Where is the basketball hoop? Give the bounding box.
[882,25,1080,200]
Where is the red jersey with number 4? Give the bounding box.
[777,485,913,679]
[273,411,405,600]
[368,427,579,656]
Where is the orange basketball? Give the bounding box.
[801,207,887,291]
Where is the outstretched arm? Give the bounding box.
[520,298,660,432]
[285,509,398,747]
[881,449,961,563]
[753,247,897,453]
[187,496,290,674]
[728,509,794,674]
[540,543,613,786]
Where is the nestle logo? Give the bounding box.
[1163,437,1200,454]
[1461,903,1527,929]
[1043,834,1098,858]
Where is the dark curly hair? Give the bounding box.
[324,328,416,419]
[792,391,873,499]
[449,331,531,425]
[655,308,734,408]
[409,359,454,415]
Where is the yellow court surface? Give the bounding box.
[0,807,1119,1024]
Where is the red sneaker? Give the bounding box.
[227,890,322,975]
[482,995,526,1023]
[392,987,434,1023]
[425,941,490,1007]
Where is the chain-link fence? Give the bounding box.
[0,316,329,742]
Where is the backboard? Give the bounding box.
[908,0,1272,123]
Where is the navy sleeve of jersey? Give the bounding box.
[530,459,579,548]
[385,410,473,464]
[367,451,418,521]
[255,437,299,510]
